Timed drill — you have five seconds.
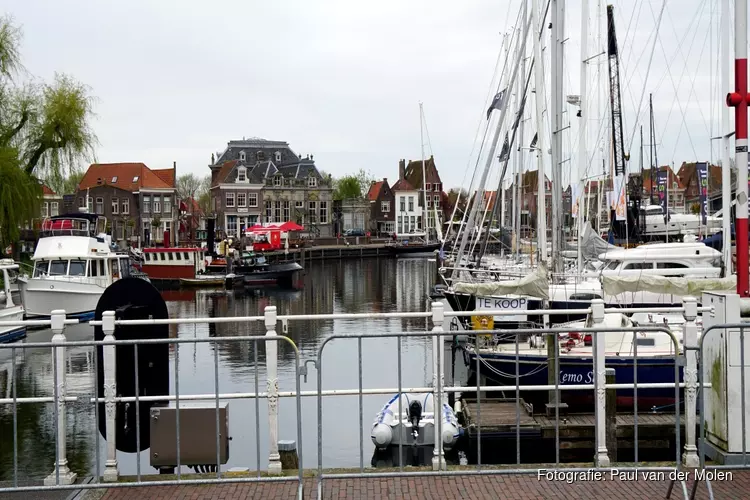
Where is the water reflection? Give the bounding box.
[0,257,441,479]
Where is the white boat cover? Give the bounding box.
[578,221,616,260]
[602,274,737,296]
[452,262,549,299]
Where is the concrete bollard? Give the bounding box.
[605,368,617,464]
[278,440,299,470]
[591,299,610,467]
[681,296,700,467]
[44,310,77,486]
[431,302,446,471]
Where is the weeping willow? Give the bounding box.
[0,147,41,247]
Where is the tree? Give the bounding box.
[197,174,211,214]
[45,169,83,195]
[176,173,202,201]
[0,16,97,247]
[447,188,469,219]
[333,175,362,200]
[355,168,376,197]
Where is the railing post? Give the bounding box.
[431,301,446,471]
[44,310,77,486]
[591,299,610,466]
[102,311,119,482]
[681,296,700,467]
[264,305,282,475]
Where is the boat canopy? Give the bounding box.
[602,274,736,296]
[452,262,549,299]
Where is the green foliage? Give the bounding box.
[0,148,40,247]
[690,203,700,215]
[333,175,362,200]
[0,16,97,246]
[151,216,162,228]
[45,169,83,194]
[355,168,376,197]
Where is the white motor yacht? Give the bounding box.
[17,213,132,320]
[0,261,25,343]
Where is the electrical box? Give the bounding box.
[702,292,750,463]
[150,403,230,467]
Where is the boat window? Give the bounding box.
[646,208,663,216]
[175,252,182,260]
[99,260,106,276]
[569,293,602,300]
[624,262,653,270]
[145,253,151,261]
[91,260,98,277]
[635,338,656,347]
[33,260,49,277]
[183,252,190,261]
[656,262,689,269]
[167,252,174,261]
[49,260,68,275]
[69,259,87,276]
[604,260,620,270]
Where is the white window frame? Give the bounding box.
[427,196,432,209]
[153,197,161,214]
[112,197,119,214]
[275,151,282,162]
[408,196,414,212]
[274,176,282,187]
[319,201,328,224]
[43,202,49,217]
[239,151,246,162]
[308,176,318,188]
[249,193,258,207]
[163,196,172,214]
[434,194,440,208]
[237,192,247,207]
[237,167,247,182]
[122,198,130,214]
[143,196,151,214]
[225,193,235,208]
[283,201,290,221]
[95,197,104,214]
[50,202,59,217]
[274,201,282,223]
[308,201,317,223]
[381,201,390,212]
[434,183,441,192]
[425,183,431,192]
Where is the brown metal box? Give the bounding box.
[149,403,229,467]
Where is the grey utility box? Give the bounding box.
[150,403,230,467]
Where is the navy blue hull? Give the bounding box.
[464,348,682,408]
[0,327,27,343]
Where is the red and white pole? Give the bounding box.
[727,0,749,296]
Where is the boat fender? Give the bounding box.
[371,423,393,447]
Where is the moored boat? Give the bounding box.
[371,392,460,450]
[0,262,25,343]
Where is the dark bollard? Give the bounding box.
[605,367,617,463]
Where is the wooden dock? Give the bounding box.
[461,398,686,462]
[263,244,395,263]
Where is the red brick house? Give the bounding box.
[367,179,395,235]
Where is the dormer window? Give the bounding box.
[274,175,282,187]
[112,176,118,183]
[257,151,265,161]
[275,151,282,162]
[133,176,139,182]
[308,176,318,188]
[237,167,247,183]
[239,150,246,162]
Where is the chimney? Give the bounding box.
[383,178,387,183]
[311,154,314,160]
[398,159,405,180]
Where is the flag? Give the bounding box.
[498,133,510,162]
[657,168,669,221]
[486,89,507,120]
[530,132,538,149]
[697,162,708,225]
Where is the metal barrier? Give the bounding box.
[691,321,750,500]
[0,298,712,499]
[0,307,305,499]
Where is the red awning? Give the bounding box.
[279,221,304,231]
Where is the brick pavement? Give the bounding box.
[96,470,750,499]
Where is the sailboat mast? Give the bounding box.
[721,0,733,276]
[532,0,548,265]
[419,102,429,241]
[649,94,655,204]
[577,0,589,273]
[550,0,566,273]
[451,9,532,277]
[514,18,525,260]
[729,0,749,295]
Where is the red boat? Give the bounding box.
[140,247,204,281]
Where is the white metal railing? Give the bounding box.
[0,298,716,498]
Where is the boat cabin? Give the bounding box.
[40,213,106,238]
[140,247,205,280]
[31,255,131,282]
[597,242,722,278]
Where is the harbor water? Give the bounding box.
[0,257,464,480]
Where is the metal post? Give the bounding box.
[721,0,733,276]
[431,302,446,470]
[591,299,610,466]
[44,310,77,486]
[264,306,283,474]
[727,0,749,296]
[102,310,119,482]
[577,0,588,274]
[681,296,700,467]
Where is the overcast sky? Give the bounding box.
[3,0,726,190]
